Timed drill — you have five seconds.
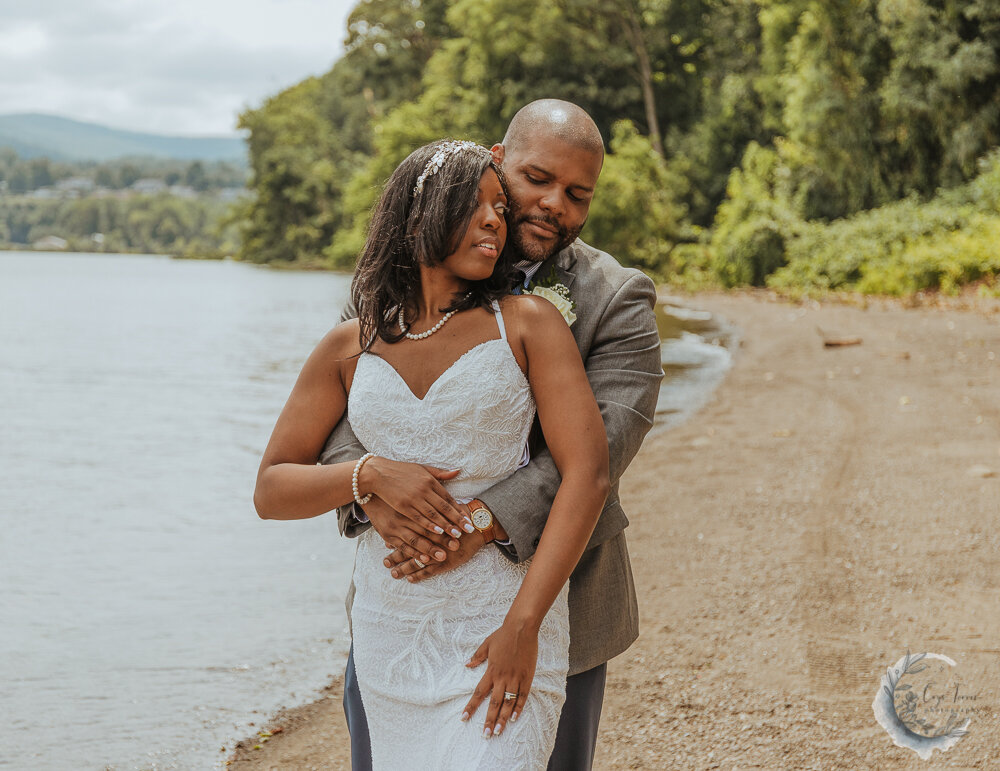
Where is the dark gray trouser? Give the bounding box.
[343,645,607,770]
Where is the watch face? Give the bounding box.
[471,507,492,529]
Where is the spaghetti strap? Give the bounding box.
[491,299,508,342]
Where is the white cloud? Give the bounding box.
[0,0,356,135]
[0,21,51,58]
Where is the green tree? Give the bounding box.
[184,161,208,191]
[779,1,891,216]
[235,0,449,267]
[28,158,54,189]
[7,166,29,194]
[877,0,1000,190]
[118,163,141,188]
[582,120,688,275]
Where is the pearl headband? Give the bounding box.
[413,140,492,196]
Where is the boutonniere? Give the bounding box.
[526,266,576,326]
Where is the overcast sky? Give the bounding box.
[0,0,357,136]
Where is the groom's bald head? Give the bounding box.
[501,99,605,160]
[493,100,604,261]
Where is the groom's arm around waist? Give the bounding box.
[483,271,663,563]
[321,419,372,537]
[319,296,372,538]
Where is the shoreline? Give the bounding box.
[228,289,999,768]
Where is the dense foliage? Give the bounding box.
[233,0,1000,295]
[0,149,246,193]
[0,194,238,258]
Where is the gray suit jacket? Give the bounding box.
[320,239,663,675]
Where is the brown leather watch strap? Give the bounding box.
[468,498,496,543]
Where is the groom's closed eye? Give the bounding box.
[524,171,589,203]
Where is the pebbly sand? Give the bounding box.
[229,289,1000,769]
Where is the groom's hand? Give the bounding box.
[365,498,460,566]
[386,523,486,581]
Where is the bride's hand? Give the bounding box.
[461,621,538,738]
[365,497,459,565]
[359,457,474,538]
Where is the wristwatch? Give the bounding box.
[467,499,496,543]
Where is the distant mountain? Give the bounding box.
[0,113,246,163]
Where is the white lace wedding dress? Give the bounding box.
[347,301,570,770]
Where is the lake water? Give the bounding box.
[0,252,733,769]
[1,253,356,770]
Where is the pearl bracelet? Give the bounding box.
[352,452,376,506]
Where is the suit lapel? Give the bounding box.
[517,241,584,350]
[528,241,579,292]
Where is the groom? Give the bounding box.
[322,99,663,769]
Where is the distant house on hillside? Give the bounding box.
[168,185,198,199]
[34,235,68,251]
[217,187,247,202]
[132,178,167,194]
[56,177,96,196]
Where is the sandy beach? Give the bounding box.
[229,290,999,769]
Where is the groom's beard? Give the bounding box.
[509,210,583,262]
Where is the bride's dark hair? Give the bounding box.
[351,140,516,349]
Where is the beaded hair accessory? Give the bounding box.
[413,140,491,196]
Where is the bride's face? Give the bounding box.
[439,168,508,282]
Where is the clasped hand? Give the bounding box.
[359,457,474,566]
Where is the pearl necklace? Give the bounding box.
[398,306,458,340]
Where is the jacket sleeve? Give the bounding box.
[480,272,663,562]
[317,293,372,538]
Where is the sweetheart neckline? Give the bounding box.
[359,338,527,402]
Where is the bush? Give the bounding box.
[709,142,805,286]
[663,240,721,291]
[768,151,1000,294]
[712,217,787,286]
[855,214,1000,295]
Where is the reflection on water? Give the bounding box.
[654,296,739,432]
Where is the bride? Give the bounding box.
[254,140,609,768]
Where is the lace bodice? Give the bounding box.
[348,301,535,501]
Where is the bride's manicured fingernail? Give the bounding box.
[511,711,518,722]
[462,521,475,533]
[461,711,470,722]
[450,528,462,538]
[494,722,502,735]
[433,525,444,534]
[483,726,492,738]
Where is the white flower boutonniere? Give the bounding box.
[526,267,576,326]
